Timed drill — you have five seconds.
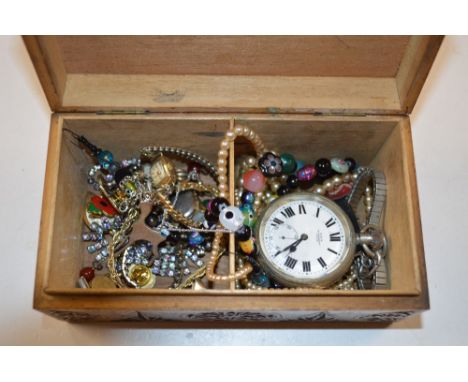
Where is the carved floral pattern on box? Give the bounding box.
[46,309,415,323]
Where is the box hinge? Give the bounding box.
[96,110,150,115]
[309,111,369,117]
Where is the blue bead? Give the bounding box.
[188,232,204,246]
[251,272,271,288]
[296,160,305,171]
[97,150,114,169]
[240,191,255,205]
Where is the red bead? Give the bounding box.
[327,183,352,200]
[243,169,266,193]
[79,267,95,282]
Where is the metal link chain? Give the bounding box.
[341,167,388,290]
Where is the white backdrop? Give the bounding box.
[0,35,466,345]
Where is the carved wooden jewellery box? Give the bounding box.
[25,36,442,322]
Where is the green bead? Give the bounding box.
[240,204,256,228]
[280,153,297,174]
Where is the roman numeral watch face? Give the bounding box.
[256,192,356,288]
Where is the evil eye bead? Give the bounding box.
[258,152,283,177]
[315,158,332,178]
[243,169,266,193]
[280,153,297,174]
[219,206,244,231]
[297,164,317,182]
[240,204,256,228]
[330,158,350,174]
[207,197,229,218]
[97,150,114,170]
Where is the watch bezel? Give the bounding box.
[255,192,356,288]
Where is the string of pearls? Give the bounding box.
[206,125,265,282]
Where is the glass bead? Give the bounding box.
[207,197,229,218]
[296,160,305,171]
[188,232,205,246]
[160,228,171,238]
[258,152,283,177]
[277,185,290,196]
[286,174,299,189]
[280,153,297,174]
[297,164,317,182]
[240,191,255,205]
[251,272,271,288]
[344,157,357,172]
[240,204,256,228]
[97,150,114,169]
[330,158,350,174]
[219,206,244,231]
[315,158,332,178]
[243,169,266,193]
[108,163,119,174]
[87,244,97,254]
[145,209,163,228]
[239,238,256,255]
[235,225,252,241]
[79,267,95,283]
[327,183,352,200]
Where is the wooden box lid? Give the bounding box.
[24,36,443,115]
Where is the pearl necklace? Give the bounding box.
[206,125,265,282]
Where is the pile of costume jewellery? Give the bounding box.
[70,124,388,291]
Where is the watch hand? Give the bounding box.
[273,234,308,257]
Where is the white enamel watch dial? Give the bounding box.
[256,192,356,288]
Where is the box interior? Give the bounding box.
[43,114,422,297]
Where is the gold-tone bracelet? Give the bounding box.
[153,181,218,229]
[206,124,265,282]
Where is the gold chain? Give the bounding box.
[154,181,218,229]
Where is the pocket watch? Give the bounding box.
[255,170,387,288]
[256,192,358,288]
